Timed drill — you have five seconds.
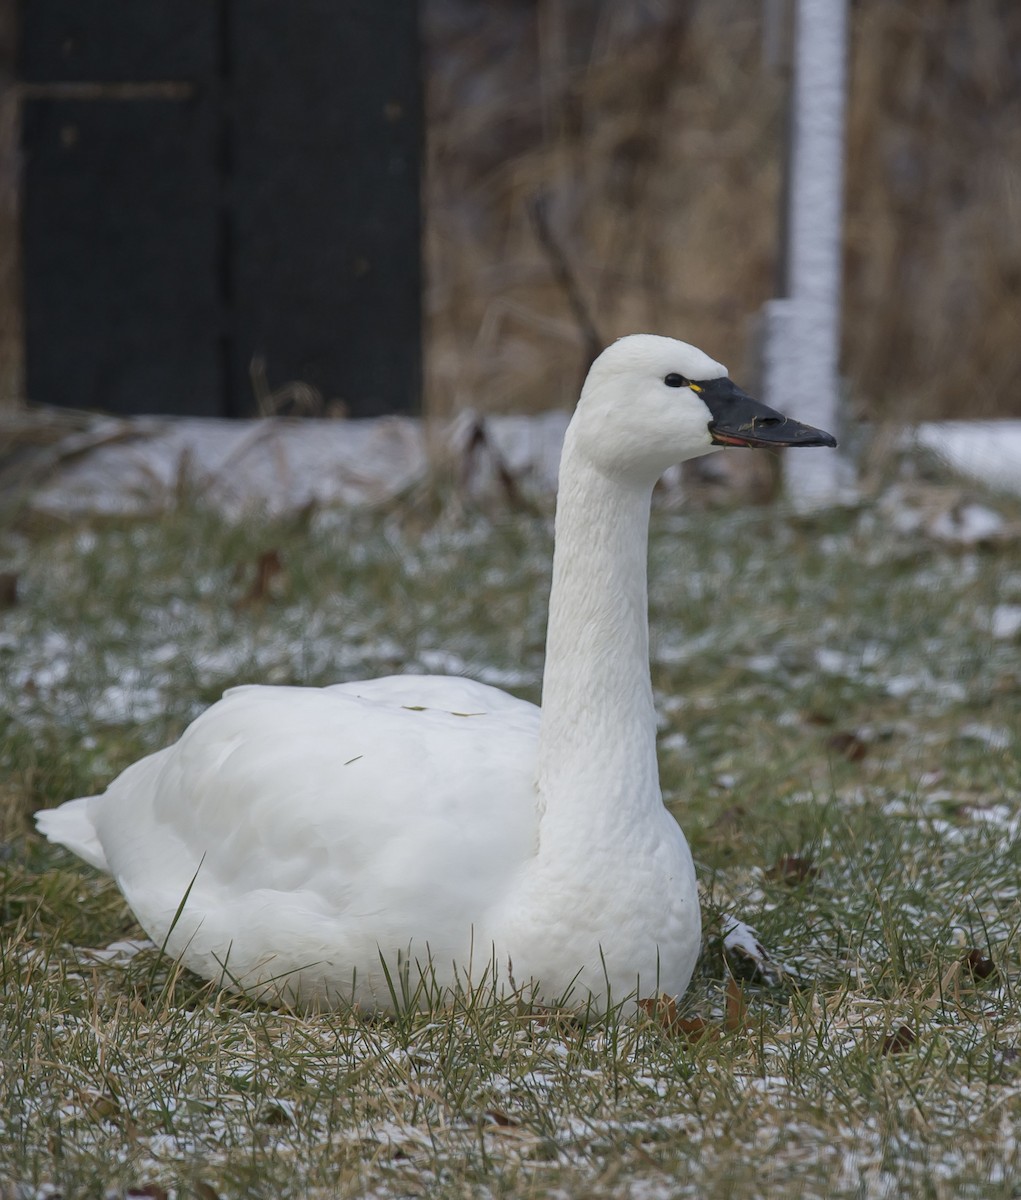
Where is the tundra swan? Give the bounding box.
[36,334,836,1011]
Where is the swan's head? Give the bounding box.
[572,334,836,482]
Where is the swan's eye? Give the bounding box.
[664,373,690,388]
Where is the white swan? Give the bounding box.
[36,334,835,1012]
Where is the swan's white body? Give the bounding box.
[37,334,833,1011]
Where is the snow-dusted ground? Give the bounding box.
[4,449,1020,1199]
[18,414,1021,518]
[26,411,571,518]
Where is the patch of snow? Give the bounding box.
[964,804,1021,841]
[27,412,579,519]
[30,416,429,517]
[886,502,925,536]
[453,409,571,496]
[815,647,853,675]
[653,631,719,666]
[91,676,168,724]
[415,648,470,676]
[913,421,1021,497]
[77,938,155,964]
[474,664,537,689]
[883,674,966,701]
[23,411,1021,523]
[928,502,1005,545]
[990,604,1021,640]
[959,723,1012,751]
[877,482,1015,547]
[746,653,782,674]
[659,731,690,755]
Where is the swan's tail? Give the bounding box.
[35,796,110,873]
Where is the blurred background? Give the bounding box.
[0,0,1019,426]
[426,0,1021,424]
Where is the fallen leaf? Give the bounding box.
[0,572,17,609]
[881,1024,916,1055]
[765,854,819,886]
[963,948,997,982]
[193,1186,221,1200]
[233,548,285,610]
[261,1101,294,1126]
[126,1187,168,1200]
[672,1016,718,1043]
[485,1107,520,1127]
[804,711,836,727]
[826,730,868,761]
[724,973,749,1032]
[638,995,720,1043]
[708,803,746,832]
[79,1089,120,1122]
[638,993,677,1026]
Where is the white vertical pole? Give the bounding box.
[763,0,853,506]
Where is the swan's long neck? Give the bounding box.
[537,434,661,831]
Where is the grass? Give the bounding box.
[1,478,1021,1198]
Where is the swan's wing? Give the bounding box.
[64,679,540,999]
[321,673,536,716]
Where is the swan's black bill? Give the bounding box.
[698,377,838,449]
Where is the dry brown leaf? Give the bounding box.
[724,973,750,1033]
[485,1107,520,1127]
[672,1016,719,1044]
[804,711,835,727]
[963,948,997,982]
[233,548,286,610]
[78,1088,120,1122]
[709,803,746,832]
[881,1024,916,1055]
[126,1187,168,1200]
[0,572,17,609]
[638,995,720,1043]
[261,1101,294,1126]
[826,730,868,762]
[638,993,677,1026]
